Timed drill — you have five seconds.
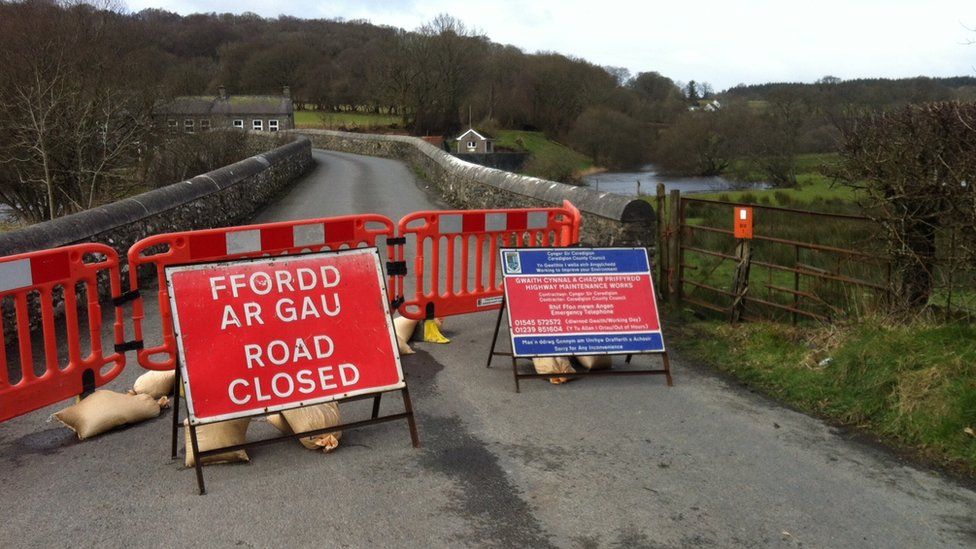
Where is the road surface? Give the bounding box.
[1,149,974,548]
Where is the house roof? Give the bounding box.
[455,128,492,141]
[155,95,293,116]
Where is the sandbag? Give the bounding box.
[132,369,176,398]
[53,390,163,440]
[393,316,419,354]
[184,418,250,467]
[576,355,613,371]
[277,403,342,452]
[532,357,575,385]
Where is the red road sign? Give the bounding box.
[166,248,404,425]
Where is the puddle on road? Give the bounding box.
[3,427,77,460]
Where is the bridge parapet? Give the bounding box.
[293,130,655,250]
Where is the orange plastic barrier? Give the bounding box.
[0,244,126,422]
[127,215,397,370]
[396,200,581,320]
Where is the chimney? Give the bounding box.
[218,86,227,100]
[282,85,291,98]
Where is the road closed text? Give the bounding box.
[167,249,403,423]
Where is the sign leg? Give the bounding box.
[662,351,674,387]
[511,356,521,393]
[171,367,181,460]
[371,394,382,419]
[188,423,206,495]
[625,354,633,364]
[486,300,506,368]
[400,387,421,448]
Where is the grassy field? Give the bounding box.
[295,110,399,130]
[672,315,976,477]
[493,130,592,181]
[493,130,592,167]
[704,153,861,208]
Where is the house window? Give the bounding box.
[269,120,279,132]
[200,119,211,131]
[252,119,263,131]
[233,119,244,129]
[466,140,476,150]
[486,141,493,153]
[184,119,194,133]
[167,119,177,129]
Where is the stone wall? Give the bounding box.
[0,136,313,259]
[295,130,656,249]
[453,152,529,172]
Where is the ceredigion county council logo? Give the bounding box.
[504,251,521,274]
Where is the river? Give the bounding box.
[582,165,765,197]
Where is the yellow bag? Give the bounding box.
[132,369,176,398]
[532,357,575,384]
[53,390,164,440]
[184,418,250,467]
[267,403,342,452]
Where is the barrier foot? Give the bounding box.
[401,387,421,448]
[423,320,450,344]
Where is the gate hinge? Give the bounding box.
[112,289,141,307]
[386,261,407,276]
[114,340,144,353]
[386,237,407,246]
[390,296,404,310]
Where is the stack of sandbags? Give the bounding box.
[131,369,176,398]
[184,418,251,467]
[266,402,342,452]
[575,355,613,371]
[53,390,167,440]
[532,357,575,384]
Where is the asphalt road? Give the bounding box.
[1,149,974,548]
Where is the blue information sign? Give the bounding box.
[502,247,665,357]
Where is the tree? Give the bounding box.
[0,1,154,222]
[567,106,647,169]
[835,102,976,310]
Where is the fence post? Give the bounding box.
[729,239,752,323]
[667,189,682,309]
[656,183,668,296]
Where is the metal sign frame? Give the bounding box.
[164,247,420,494]
[487,246,673,392]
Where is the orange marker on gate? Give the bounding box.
[734,206,754,239]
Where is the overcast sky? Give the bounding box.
[125,0,975,90]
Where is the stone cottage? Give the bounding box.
[455,128,494,153]
[155,86,295,133]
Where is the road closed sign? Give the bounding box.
[501,247,665,357]
[165,248,404,424]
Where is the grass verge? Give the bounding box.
[672,315,976,477]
